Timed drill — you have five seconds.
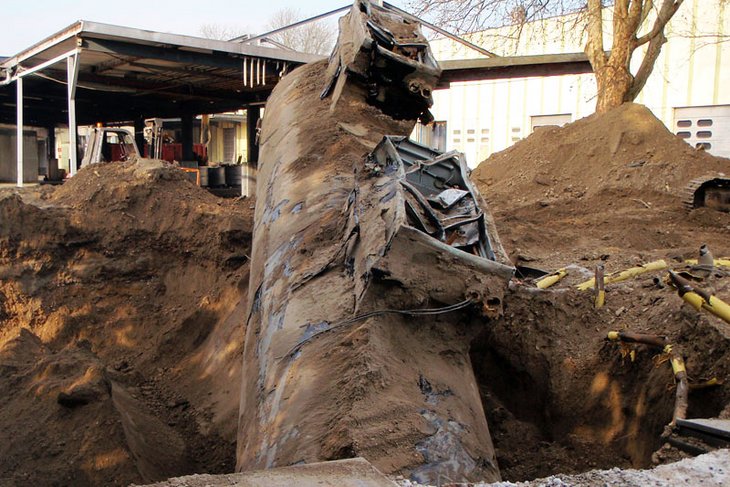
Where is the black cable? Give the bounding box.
[280,297,475,359]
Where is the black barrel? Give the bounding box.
[208,166,225,187]
[180,160,199,169]
[225,165,242,187]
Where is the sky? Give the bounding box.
[0,0,408,57]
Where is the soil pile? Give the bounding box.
[0,159,252,486]
[471,103,730,268]
[465,103,730,481]
[473,102,728,205]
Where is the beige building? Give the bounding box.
[421,0,730,166]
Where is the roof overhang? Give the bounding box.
[0,21,325,126]
[438,52,593,87]
[0,20,321,70]
[0,19,596,126]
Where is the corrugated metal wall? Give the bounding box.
[424,0,730,167]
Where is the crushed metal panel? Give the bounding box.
[368,136,503,262]
[322,0,441,122]
[353,135,514,314]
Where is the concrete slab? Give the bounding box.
[135,458,397,487]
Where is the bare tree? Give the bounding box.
[199,23,248,41]
[408,1,685,112]
[587,0,683,111]
[264,8,336,55]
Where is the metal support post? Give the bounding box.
[67,54,79,175]
[246,106,260,166]
[16,77,23,187]
[134,117,145,156]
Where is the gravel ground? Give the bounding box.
[394,448,729,486]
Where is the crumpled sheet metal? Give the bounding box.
[347,135,513,309]
[322,0,441,122]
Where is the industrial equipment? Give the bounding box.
[80,127,139,166]
[682,173,730,212]
[144,118,164,160]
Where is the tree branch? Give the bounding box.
[585,0,608,68]
[627,29,667,100]
[626,0,647,35]
[635,0,684,46]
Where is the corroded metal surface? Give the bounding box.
[237,1,512,483]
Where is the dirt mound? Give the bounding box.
[464,104,730,481]
[472,103,729,207]
[0,160,252,485]
[470,104,730,269]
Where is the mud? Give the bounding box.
[0,160,252,485]
[468,102,730,481]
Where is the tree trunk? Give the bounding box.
[594,63,634,113]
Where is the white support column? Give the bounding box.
[16,77,24,187]
[67,54,79,176]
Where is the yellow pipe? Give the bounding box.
[680,291,730,324]
[595,290,605,308]
[536,268,568,289]
[607,332,690,426]
[681,291,705,311]
[684,258,730,268]
[670,355,686,375]
[701,294,730,324]
[577,260,668,291]
[670,271,730,325]
[690,377,722,389]
[594,265,605,308]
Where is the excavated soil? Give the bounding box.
[0,159,252,486]
[2,102,730,486]
[472,103,730,269]
[468,103,730,481]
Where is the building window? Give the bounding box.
[677,131,691,139]
[530,113,572,132]
[697,131,713,139]
[223,127,236,162]
[697,119,713,127]
[676,120,692,128]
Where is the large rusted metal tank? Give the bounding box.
[237,1,513,483]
